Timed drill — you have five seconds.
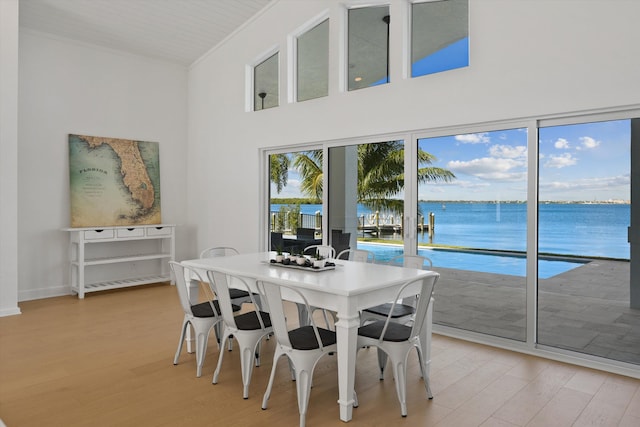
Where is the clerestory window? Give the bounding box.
[254,52,279,111]
[411,0,469,78]
[347,5,390,91]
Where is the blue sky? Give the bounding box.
[421,120,629,202]
[271,120,630,203]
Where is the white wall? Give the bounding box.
[187,0,640,252]
[17,31,189,301]
[0,0,20,315]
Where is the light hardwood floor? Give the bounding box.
[1,283,639,427]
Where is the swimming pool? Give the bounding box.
[356,243,587,279]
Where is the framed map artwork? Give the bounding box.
[68,134,161,227]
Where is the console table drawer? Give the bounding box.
[117,228,144,238]
[84,229,114,240]
[147,226,172,237]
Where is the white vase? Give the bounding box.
[313,259,326,268]
[275,254,284,263]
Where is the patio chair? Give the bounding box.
[332,229,351,255]
[357,272,439,417]
[207,269,272,399]
[169,261,241,377]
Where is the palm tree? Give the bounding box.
[292,150,323,199]
[269,154,290,194]
[285,141,455,216]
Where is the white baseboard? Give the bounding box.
[18,285,71,302]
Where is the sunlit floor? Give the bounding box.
[433,259,640,365]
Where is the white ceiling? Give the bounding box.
[19,0,274,66]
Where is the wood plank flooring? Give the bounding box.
[1,283,639,426]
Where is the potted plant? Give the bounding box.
[275,245,284,263]
[296,249,307,266]
[313,250,326,268]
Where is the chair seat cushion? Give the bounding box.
[191,300,240,317]
[289,325,337,350]
[363,302,415,318]
[235,311,272,330]
[358,320,411,342]
[229,288,251,299]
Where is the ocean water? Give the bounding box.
[272,202,630,260]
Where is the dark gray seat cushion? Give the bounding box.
[289,325,337,350]
[358,320,411,342]
[191,300,240,317]
[234,311,272,330]
[363,302,414,318]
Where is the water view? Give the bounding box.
[271,201,629,274]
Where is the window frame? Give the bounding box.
[246,45,280,112]
[288,11,330,104]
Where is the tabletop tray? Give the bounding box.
[264,260,336,272]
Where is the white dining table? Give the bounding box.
[182,252,435,422]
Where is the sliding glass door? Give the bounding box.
[537,118,638,365]
[327,140,406,259]
[263,110,640,369]
[416,128,529,341]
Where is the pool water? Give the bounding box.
[356,243,587,279]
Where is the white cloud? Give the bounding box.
[455,133,490,144]
[447,157,525,181]
[540,174,629,193]
[554,138,570,149]
[544,153,577,168]
[489,144,527,159]
[579,136,600,149]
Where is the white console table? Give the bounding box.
[64,224,175,298]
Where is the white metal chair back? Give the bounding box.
[169,261,214,318]
[337,248,375,263]
[259,281,327,351]
[169,261,221,377]
[388,254,433,269]
[303,244,336,259]
[207,270,261,329]
[206,269,272,399]
[259,280,340,427]
[357,271,439,416]
[200,246,239,258]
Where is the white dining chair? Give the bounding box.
[360,254,432,379]
[337,248,376,263]
[259,280,356,427]
[207,269,273,399]
[169,261,241,377]
[200,246,254,307]
[357,272,439,417]
[302,244,336,259]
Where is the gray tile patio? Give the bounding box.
[431,259,640,365]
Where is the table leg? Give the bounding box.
[334,312,360,422]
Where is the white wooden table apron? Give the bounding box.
[181,252,433,422]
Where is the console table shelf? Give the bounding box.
[64,225,175,298]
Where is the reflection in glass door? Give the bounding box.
[417,129,528,341]
[538,119,639,365]
[268,150,324,256]
[327,140,407,258]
